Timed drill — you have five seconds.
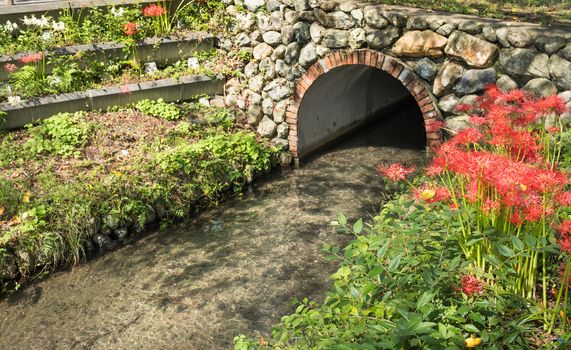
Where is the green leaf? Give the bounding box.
[496,244,515,257]
[463,324,480,333]
[387,254,403,272]
[338,212,347,226]
[353,219,363,234]
[511,236,525,251]
[377,242,390,258]
[416,291,435,309]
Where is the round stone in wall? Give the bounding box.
[414,58,438,81]
[438,94,460,114]
[366,27,400,50]
[263,31,283,47]
[299,42,319,68]
[522,78,558,99]
[244,0,265,12]
[548,55,571,90]
[507,28,536,48]
[497,75,519,92]
[453,68,497,96]
[392,30,448,57]
[253,43,274,60]
[445,115,472,135]
[257,116,278,138]
[535,35,567,55]
[322,29,349,48]
[349,28,366,49]
[363,6,389,29]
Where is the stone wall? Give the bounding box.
[217,0,571,159]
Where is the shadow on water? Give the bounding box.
[0,99,427,350]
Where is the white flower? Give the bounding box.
[42,30,52,41]
[4,21,18,32]
[51,20,65,31]
[7,96,22,105]
[39,16,49,28]
[22,15,50,28]
[22,15,33,26]
[110,7,126,17]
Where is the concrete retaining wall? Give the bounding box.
[0,74,223,129]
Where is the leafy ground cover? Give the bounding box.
[371,0,571,26]
[0,1,229,56]
[235,87,571,349]
[0,48,247,104]
[0,100,280,294]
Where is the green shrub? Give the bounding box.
[25,112,92,157]
[235,196,539,349]
[135,98,182,121]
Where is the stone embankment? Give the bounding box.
[216,0,571,153]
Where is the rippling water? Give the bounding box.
[0,102,426,349]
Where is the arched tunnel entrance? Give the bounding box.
[286,50,442,161]
[297,65,426,159]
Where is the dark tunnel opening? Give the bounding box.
[296,64,427,161]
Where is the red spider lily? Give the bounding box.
[469,116,487,126]
[454,103,474,113]
[3,63,17,73]
[20,53,43,64]
[559,235,571,254]
[556,192,571,207]
[123,22,138,36]
[425,119,445,133]
[451,128,482,145]
[425,163,445,177]
[559,220,571,236]
[482,198,500,214]
[376,163,416,182]
[510,211,524,226]
[456,275,485,297]
[143,4,166,17]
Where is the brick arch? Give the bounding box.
[285,49,443,159]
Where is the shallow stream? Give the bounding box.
[0,103,425,349]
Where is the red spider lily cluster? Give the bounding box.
[143,4,166,17]
[3,63,17,73]
[376,163,416,182]
[123,22,138,36]
[456,275,485,297]
[427,85,569,229]
[20,52,43,64]
[377,85,571,301]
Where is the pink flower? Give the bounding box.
[456,275,485,297]
[3,63,17,73]
[143,4,166,17]
[20,53,43,64]
[123,22,138,36]
[376,163,416,182]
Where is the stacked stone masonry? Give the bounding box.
[218,0,571,158]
